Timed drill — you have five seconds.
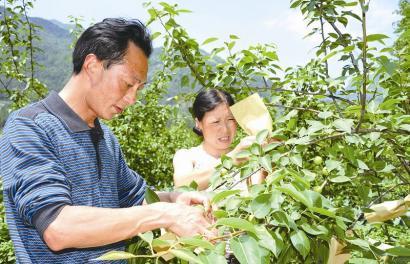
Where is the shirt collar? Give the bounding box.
[41,91,103,135]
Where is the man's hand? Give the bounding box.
[171,191,211,210]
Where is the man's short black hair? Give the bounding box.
[72,18,152,74]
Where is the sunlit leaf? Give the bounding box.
[93,251,138,260]
[256,129,269,144]
[211,189,240,204]
[357,159,369,170]
[202,37,218,45]
[333,119,354,133]
[145,188,160,204]
[255,225,284,258]
[290,230,310,259]
[215,218,256,234]
[180,237,215,250]
[138,231,153,245]
[230,236,262,264]
[170,249,205,264]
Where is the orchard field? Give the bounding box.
[0,0,409,263]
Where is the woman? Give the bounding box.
[173,89,263,191]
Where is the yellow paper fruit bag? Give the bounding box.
[230,93,272,136]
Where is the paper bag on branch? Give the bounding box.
[327,237,350,264]
[365,194,410,223]
[230,93,272,136]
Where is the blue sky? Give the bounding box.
[29,0,401,70]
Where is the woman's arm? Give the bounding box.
[173,149,216,190]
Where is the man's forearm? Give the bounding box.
[43,203,171,251]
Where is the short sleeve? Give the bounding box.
[173,149,194,178]
[0,116,72,227]
[116,147,146,208]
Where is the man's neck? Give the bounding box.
[59,75,97,127]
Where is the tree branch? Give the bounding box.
[154,8,208,88]
[22,0,36,93]
[3,1,21,76]
[355,0,368,132]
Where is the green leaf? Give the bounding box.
[202,37,218,45]
[366,34,389,43]
[150,32,161,40]
[222,157,233,170]
[215,218,256,234]
[357,159,369,170]
[234,150,251,159]
[263,142,281,152]
[329,176,351,183]
[181,75,189,87]
[180,237,215,250]
[259,155,273,173]
[93,251,137,260]
[138,231,153,244]
[309,207,336,218]
[318,111,333,119]
[211,189,241,204]
[385,246,410,256]
[349,258,378,264]
[342,45,355,53]
[230,236,262,264]
[347,238,369,250]
[399,124,410,132]
[270,210,297,230]
[290,230,310,259]
[277,184,312,208]
[229,34,240,39]
[256,129,269,144]
[199,252,227,264]
[290,154,303,167]
[145,188,160,204]
[325,159,341,172]
[321,49,338,62]
[300,223,328,235]
[369,132,380,141]
[306,120,326,134]
[170,249,205,264]
[255,225,284,258]
[333,118,354,133]
[251,193,272,219]
[270,190,284,209]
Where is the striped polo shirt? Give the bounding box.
[0,92,146,263]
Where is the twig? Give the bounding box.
[348,183,407,229]
[355,0,368,132]
[153,8,209,88]
[3,1,21,76]
[227,47,250,90]
[266,103,322,114]
[209,230,245,242]
[319,10,343,117]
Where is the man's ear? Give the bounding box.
[82,54,103,78]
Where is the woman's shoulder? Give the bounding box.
[174,145,199,159]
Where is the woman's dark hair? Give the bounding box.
[192,89,235,136]
[72,18,152,74]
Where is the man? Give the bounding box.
[0,18,212,263]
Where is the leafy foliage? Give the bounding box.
[109,1,409,263]
[0,0,409,263]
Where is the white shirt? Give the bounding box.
[173,144,247,191]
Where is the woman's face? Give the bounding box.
[196,103,237,153]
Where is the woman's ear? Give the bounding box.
[195,118,202,131]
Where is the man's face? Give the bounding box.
[87,42,148,120]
